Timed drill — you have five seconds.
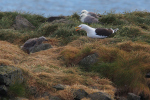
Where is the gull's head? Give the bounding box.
[114,28,119,33]
[81,10,88,14]
[38,36,48,41]
[75,24,89,31]
[80,13,87,22]
[80,13,87,18]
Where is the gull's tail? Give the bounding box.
[111,28,119,33]
[114,28,119,33]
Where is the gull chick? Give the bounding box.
[80,13,99,24]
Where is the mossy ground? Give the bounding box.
[0,11,150,99]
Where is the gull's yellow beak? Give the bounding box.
[75,26,81,31]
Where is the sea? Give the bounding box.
[0,0,150,17]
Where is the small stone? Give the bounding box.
[74,89,88,100]
[53,84,66,90]
[79,53,99,66]
[88,92,112,100]
[127,93,140,100]
[145,72,150,78]
[47,16,66,22]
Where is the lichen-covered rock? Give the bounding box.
[30,43,52,53]
[79,53,99,66]
[13,15,35,30]
[0,65,23,86]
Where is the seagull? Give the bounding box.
[81,10,100,18]
[21,36,48,54]
[80,13,99,24]
[75,24,119,38]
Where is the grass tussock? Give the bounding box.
[0,40,114,99]
[0,11,150,99]
[0,41,26,65]
[60,38,150,97]
[116,41,150,52]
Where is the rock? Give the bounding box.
[88,92,112,100]
[13,15,36,30]
[139,92,149,100]
[145,72,150,78]
[30,43,52,53]
[0,85,8,96]
[79,53,98,71]
[47,16,66,22]
[127,93,140,100]
[79,53,99,66]
[74,89,88,100]
[0,65,23,86]
[53,84,66,90]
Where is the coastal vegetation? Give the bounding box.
[0,10,150,99]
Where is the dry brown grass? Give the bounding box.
[116,41,150,52]
[0,40,26,65]
[59,38,150,97]
[1,32,150,99]
[0,11,150,99]
[0,39,115,99]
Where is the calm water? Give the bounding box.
[0,0,150,17]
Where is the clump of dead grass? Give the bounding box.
[0,41,26,65]
[116,41,150,52]
[58,84,115,100]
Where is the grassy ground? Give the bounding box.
[0,11,150,99]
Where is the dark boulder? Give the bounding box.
[47,16,66,22]
[145,72,150,78]
[0,65,23,86]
